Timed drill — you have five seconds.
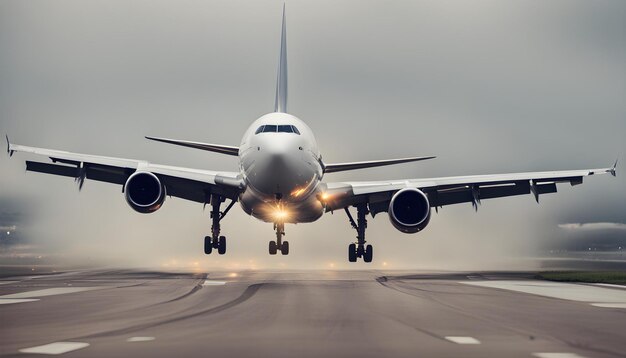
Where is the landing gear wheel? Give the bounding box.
[348,243,357,262]
[204,194,235,255]
[204,236,213,255]
[281,241,289,255]
[363,244,373,263]
[217,236,227,255]
[345,204,373,263]
[269,241,278,255]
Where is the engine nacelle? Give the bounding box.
[388,188,431,234]
[124,171,166,214]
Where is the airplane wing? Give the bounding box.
[145,136,239,156]
[323,156,436,173]
[7,137,244,203]
[322,163,617,214]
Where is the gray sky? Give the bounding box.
[1,0,625,270]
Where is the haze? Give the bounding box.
[0,0,624,270]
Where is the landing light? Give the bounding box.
[274,210,289,220]
[321,192,330,201]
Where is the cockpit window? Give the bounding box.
[277,125,292,133]
[264,125,278,133]
[255,124,301,135]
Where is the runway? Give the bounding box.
[1,269,625,357]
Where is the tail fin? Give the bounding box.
[274,4,288,113]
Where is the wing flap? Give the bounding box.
[26,161,80,178]
[85,164,130,185]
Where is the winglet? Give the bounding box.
[610,158,618,177]
[274,3,288,113]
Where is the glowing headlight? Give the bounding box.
[274,210,289,220]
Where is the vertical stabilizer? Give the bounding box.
[274,4,288,113]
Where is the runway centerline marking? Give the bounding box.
[0,287,104,299]
[444,336,480,344]
[532,353,588,358]
[0,281,18,285]
[0,298,40,305]
[127,336,155,342]
[19,342,89,355]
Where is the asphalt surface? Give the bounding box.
[1,269,625,357]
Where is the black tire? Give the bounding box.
[269,241,278,255]
[204,236,212,255]
[364,244,373,263]
[348,243,357,262]
[218,236,227,255]
[281,241,289,255]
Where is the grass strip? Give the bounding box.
[538,271,626,285]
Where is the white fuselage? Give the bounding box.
[238,112,325,223]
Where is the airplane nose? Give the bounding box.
[253,143,308,195]
[260,138,287,156]
[267,152,288,172]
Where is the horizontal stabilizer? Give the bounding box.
[324,156,436,174]
[145,136,239,156]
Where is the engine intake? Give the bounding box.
[124,171,166,213]
[388,188,431,233]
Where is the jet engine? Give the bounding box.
[124,171,166,214]
[388,188,431,233]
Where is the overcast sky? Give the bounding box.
[1,0,624,270]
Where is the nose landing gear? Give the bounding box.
[269,222,289,255]
[345,203,373,263]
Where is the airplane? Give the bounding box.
[6,6,617,262]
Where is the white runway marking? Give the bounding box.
[0,298,40,305]
[201,280,226,286]
[127,336,155,342]
[0,281,18,285]
[19,342,89,355]
[461,280,626,306]
[444,336,480,344]
[532,353,588,358]
[590,303,626,308]
[0,287,103,299]
[594,283,626,290]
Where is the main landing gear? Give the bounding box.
[269,221,289,255]
[345,203,373,263]
[204,194,235,255]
